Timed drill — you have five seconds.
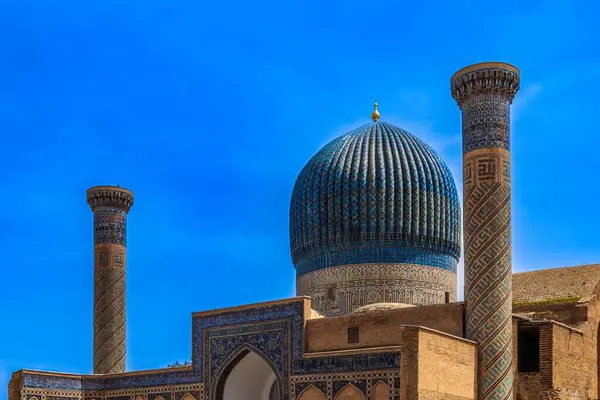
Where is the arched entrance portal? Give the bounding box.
[215,348,281,400]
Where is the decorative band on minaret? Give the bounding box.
[87,186,134,374]
[451,62,520,399]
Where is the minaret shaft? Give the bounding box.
[452,63,520,400]
[87,186,133,374]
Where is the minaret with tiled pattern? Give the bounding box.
[451,62,520,399]
[87,185,133,374]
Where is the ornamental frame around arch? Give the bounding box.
[211,343,283,400]
[371,381,389,400]
[180,393,196,400]
[334,383,365,400]
[297,384,327,400]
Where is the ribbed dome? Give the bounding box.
[290,121,461,276]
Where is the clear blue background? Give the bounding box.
[1,0,599,396]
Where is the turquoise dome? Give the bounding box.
[290,121,461,276]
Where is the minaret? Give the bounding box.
[451,63,520,399]
[87,185,134,374]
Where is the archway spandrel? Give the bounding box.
[298,385,326,400]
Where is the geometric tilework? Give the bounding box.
[295,243,458,276]
[463,150,513,400]
[451,62,520,153]
[297,263,456,316]
[291,371,400,400]
[191,300,401,398]
[290,121,462,275]
[18,299,402,399]
[87,187,134,246]
[93,208,128,246]
[190,299,401,398]
[20,383,203,400]
[87,186,134,375]
[92,247,127,375]
[452,62,520,400]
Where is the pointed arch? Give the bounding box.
[214,343,280,383]
[335,383,365,400]
[135,396,145,400]
[372,381,389,400]
[181,394,196,400]
[298,385,326,400]
[213,344,282,400]
[155,397,166,400]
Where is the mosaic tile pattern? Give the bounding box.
[92,243,127,375]
[148,393,171,400]
[332,380,366,397]
[297,263,456,315]
[452,63,519,400]
[22,375,83,391]
[191,299,400,398]
[46,396,79,400]
[290,121,461,275]
[19,300,401,399]
[20,383,203,400]
[295,381,328,397]
[295,242,457,275]
[451,63,520,153]
[87,187,134,375]
[291,371,400,400]
[92,208,128,246]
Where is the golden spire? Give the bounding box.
[371,100,380,122]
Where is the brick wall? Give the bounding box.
[516,373,543,400]
[396,326,477,399]
[513,302,588,326]
[416,329,476,399]
[515,316,598,399]
[305,302,464,353]
[8,373,22,400]
[400,327,419,400]
[552,323,589,398]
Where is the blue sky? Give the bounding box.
[1,0,599,396]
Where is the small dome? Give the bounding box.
[290,121,461,276]
[353,302,416,313]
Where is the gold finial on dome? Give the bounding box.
[371,100,380,122]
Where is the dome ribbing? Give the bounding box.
[290,121,461,276]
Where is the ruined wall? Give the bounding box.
[514,295,600,399]
[551,323,589,399]
[513,301,587,326]
[305,302,464,353]
[550,297,600,399]
[515,322,553,400]
[515,314,599,399]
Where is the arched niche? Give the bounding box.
[372,381,389,400]
[335,384,365,400]
[298,385,326,400]
[214,347,281,400]
[181,394,196,400]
